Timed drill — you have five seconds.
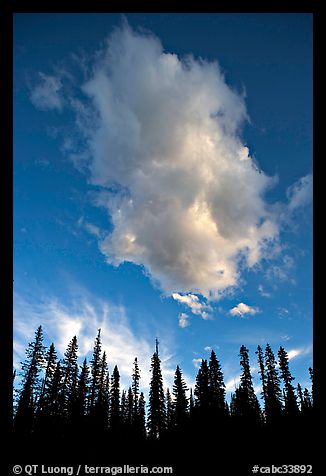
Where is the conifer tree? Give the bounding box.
[120,389,127,426]
[256,345,267,413]
[296,383,305,412]
[308,367,313,405]
[126,386,134,428]
[189,388,195,419]
[37,343,57,414]
[89,329,102,409]
[147,339,166,439]
[264,344,283,423]
[208,350,226,415]
[303,388,312,411]
[138,392,146,438]
[172,365,188,429]
[166,388,174,431]
[278,346,299,416]
[15,326,46,434]
[194,359,209,411]
[60,336,79,417]
[75,358,90,418]
[236,345,261,423]
[109,365,121,432]
[47,361,62,418]
[132,357,141,420]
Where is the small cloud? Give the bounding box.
[30,72,64,111]
[287,346,312,361]
[280,335,291,341]
[266,254,295,284]
[287,174,312,212]
[178,313,189,329]
[204,346,212,352]
[277,307,291,320]
[77,216,102,238]
[192,358,202,369]
[258,284,271,298]
[172,293,211,320]
[229,302,259,317]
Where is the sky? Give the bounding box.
[13,13,313,399]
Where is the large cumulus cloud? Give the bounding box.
[72,24,279,298]
[29,23,285,299]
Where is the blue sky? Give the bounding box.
[14,13,312,398]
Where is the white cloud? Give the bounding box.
[30,72,64,111]
[178,312,189,329]
[225,374,241,392]
[172,293,211,319]
[192,358,203,369]
[287,174,312,212]
[229,302,259,317]
[287,346,312,361]
[51,23,279,299]
[204,346,212,352]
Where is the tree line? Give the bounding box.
[13,325,313,453]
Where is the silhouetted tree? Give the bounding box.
[208,350,226,415]
[14,326,46,435]
[132,357,141,418]
[194,359,209,412]
[109,365,121,432]
[138,392,146,438]
[59,336,78,418]
[147,339,166,439]
[256,345,267,418]
[166,388,174,431]
[233,345,261,423]
[89,329,102,410]
[264,343,283,423]
[172,365,188,430]
[75,358,90,418]
[278,346,299,416]
[308,367,313,405]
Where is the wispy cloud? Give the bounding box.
[229,302,259,317]
[30,72,64,111]
[258,284,271,298]
[14,292,190,394]
[287,174,312,212]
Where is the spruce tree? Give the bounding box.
[75,358,90,418]
[132,357,141,421]
[308,367,313,405]
[109,365,121,432]
[264,343,283,423]
[256,345,267,416]
[237,345,261,423]
[147,339,166,439]
[138,392,146,438]
[89,329,102,409]
[15,326,46,434]
[37,343,57,414]
[278,347,299,416]
[126,386,134,429]
[172,365,188,430]
[194,359,209,411]
[60,336,79,417]
[208,350,226,415]
[166,388,174,431]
